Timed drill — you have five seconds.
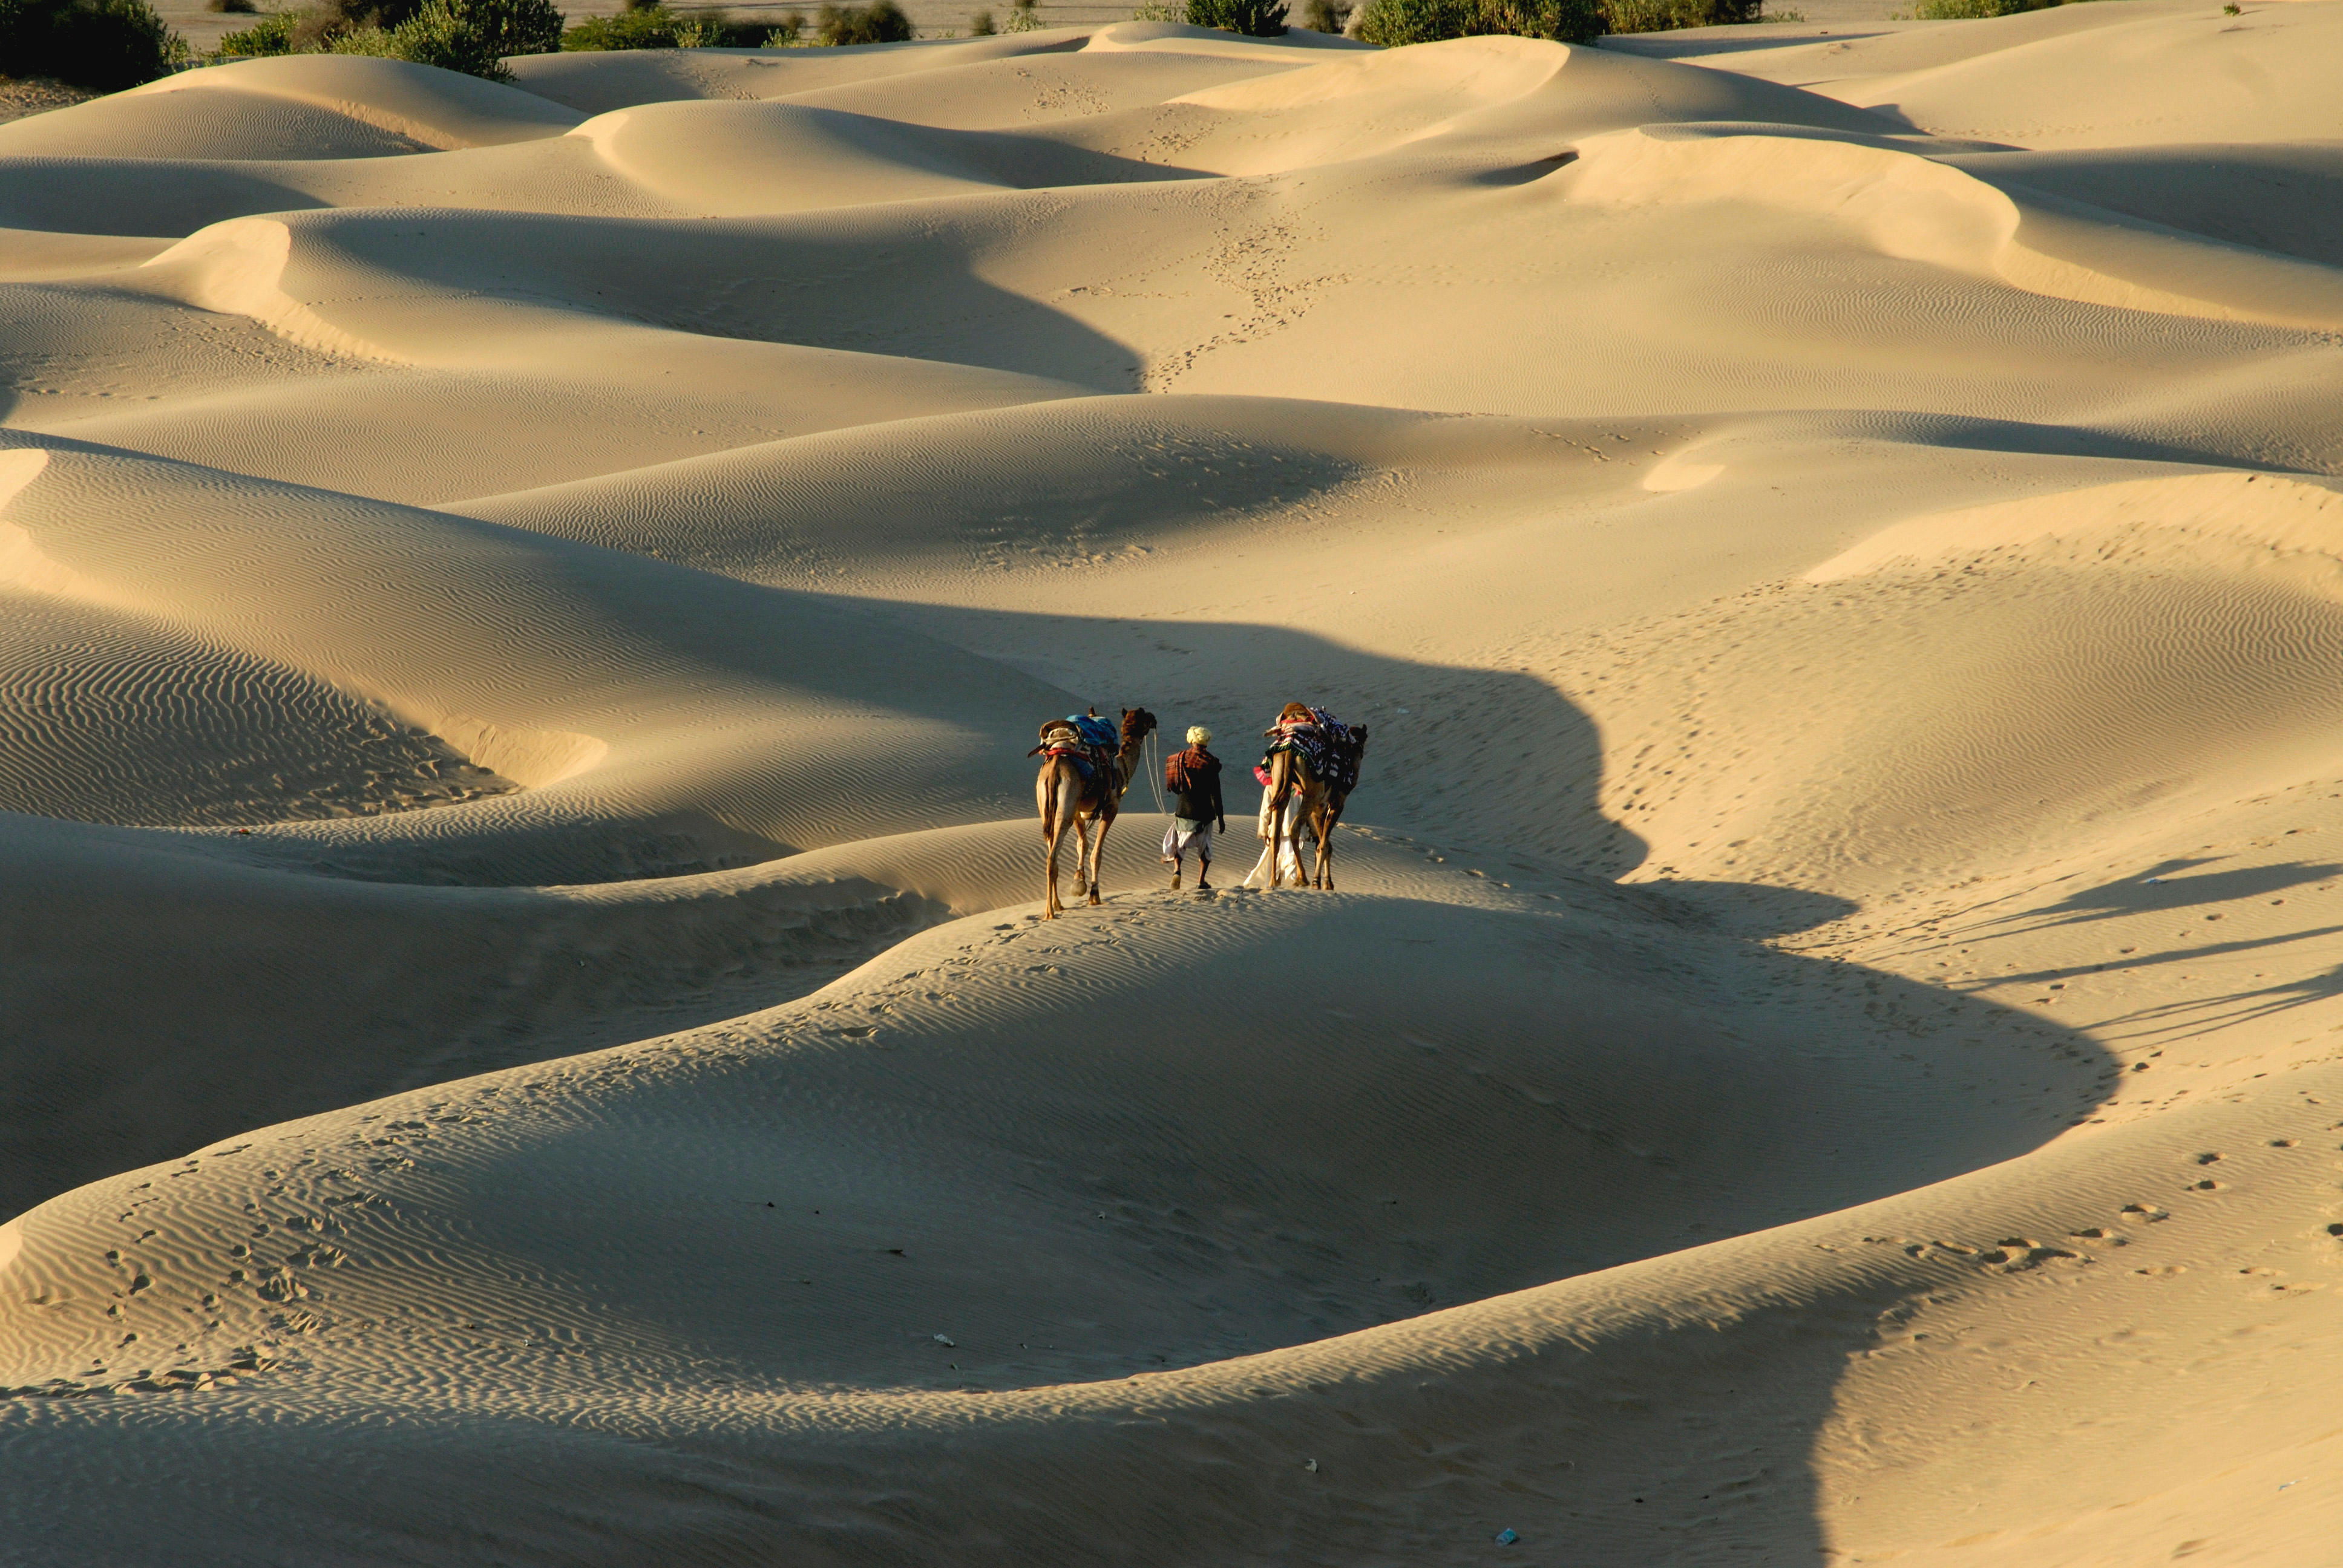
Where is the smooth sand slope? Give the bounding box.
[2,7,2341,1563]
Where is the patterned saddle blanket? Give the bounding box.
[1262,706,1363,796]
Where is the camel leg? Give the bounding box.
[1070,811,1093,907]
[1087,810,1112,906]
[1040,762,1063,920]
[1043,817,1061,921]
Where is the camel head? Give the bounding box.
[1119,707,1158,749]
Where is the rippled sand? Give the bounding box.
[3,8,2341,1561]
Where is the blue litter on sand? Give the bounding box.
[1495,1528,1519,1545]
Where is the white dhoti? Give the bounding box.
[1241,789,1305,889]
[1161,817,1213,871]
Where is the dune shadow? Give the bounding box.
[306,206,1160,393]
[797,595,2129,1562]
[1873,410,2326,473]
[1596,28,1906,59]
[1959,856,2343,934]
[1947,145,2343,270]
[0,158,330,240]
[0,592,2130,1566]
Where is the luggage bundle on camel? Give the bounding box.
[1260,705,1365,797]
[1257,702,1369,890]
[1032,712,1122,785]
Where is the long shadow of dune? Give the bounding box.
[0,593,2128,1565]
[0,132,1218,246]
[1870,410,2330,474]
[0,158,330,238]
[823,597,2128,1564]
[848,592,1656,874]
[1956,856,2343,935]
[297,206,1157,391]
[1944,146,2343,270]
[1596,29,1905,59]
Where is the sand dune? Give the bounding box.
[4,11,2342,1565]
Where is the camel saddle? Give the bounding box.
[1261,705,1363,795]
[1034,714,1121,789]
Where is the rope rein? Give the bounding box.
[1145,728,1166,818]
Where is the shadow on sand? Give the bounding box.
[0,601,2125,1566]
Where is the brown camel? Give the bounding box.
[1031,706,1158,919]
[1263,701,1369,891]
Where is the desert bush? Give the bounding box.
[1299,0,1349,28]
[0,0,188,88]
[563,2,781,47]
[215,7,298,50]
[330,0,558,73]
[280,0,424,51]
[968,4,991,25]
[1128,0,1177,15]
[215,0,555,73]
[998,0,1038,27]
[814,0,906,39]
[1907,0,2054,16]
[1603,0,1754,27]
[1353,0,1603,44]
[206,0,258,11]
[562,1,667,42]
[1187,0,1284,31]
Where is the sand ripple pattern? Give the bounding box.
[4,11,2343,1566]
[0,593,511,826]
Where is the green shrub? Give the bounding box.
[330,0,557,74]
[1354,0,1604,44]
[1187,0,1284,31]
[1906,0,2053,15]
[562,2,779,47]
[206,0,259,11]
[216,5,298,51]
[1603,0,1754,27]
[815,0,907,39]
[998,0,1037,27]
[1299,0,1349,28]
[0,0,188,89]
[215,0,554,74]
[1352,0,1800,39]
[562,2,680,44]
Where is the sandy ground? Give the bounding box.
[2,4,2341,1563]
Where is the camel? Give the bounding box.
[1032,706,1158,919]
[1262,701,1369,891]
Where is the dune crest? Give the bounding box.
[4,5,2343,1563]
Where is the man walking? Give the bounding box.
[1161,725,1226,891]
